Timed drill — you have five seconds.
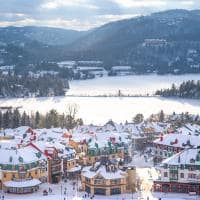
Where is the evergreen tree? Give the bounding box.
[0,111,2,129]
[158,110,165,122]
[21,111,27,126]
[3,111,10,128]
[12,109,21,128]
[35,111,40,128]
[133,114,144,124]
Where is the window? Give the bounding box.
[85,178,90,183]
[180,173,184,178]
[188,166,195,171]
[188,173,196,179]
[180,164,184,170]
[164,172,168,177]
[94,188,106,195]
[110,188,121,195]
[164,164,168,169]
[94,179,105,185]
[4,173,6,178]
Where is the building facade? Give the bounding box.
[81,160,136,195]
[0,146,47,193]
[153,133,199,163]
[154,148,200,195]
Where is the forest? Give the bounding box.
[155,80,200,98]
[0,74,69,98]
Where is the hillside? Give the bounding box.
[66,9,200,73]
[1,10,200,74]
[0,26,86,46]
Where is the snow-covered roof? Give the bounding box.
[82,165,126,180]
[162,148,200,166]
[112,66,132,71]
[32,141,75,158]
[72,126,130,149]
[4,179,41,188]
[153,133,200,148]
[0,140,18,149]
[177,124,200,136]
[0,146,46,165]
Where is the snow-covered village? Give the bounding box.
[0,111,200,200]
[1,1,200,200]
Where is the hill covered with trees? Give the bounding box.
[1,10,200,75]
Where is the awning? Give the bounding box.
[4,179,41,188]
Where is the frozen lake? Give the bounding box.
[68,74,200,96]
[0,74,200,124]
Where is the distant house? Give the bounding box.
[143,39,167,47]
[110,66,133,76]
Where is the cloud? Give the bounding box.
[0,0,199,30]
[41,0,98,10]
[181,1,194,6]
[96,14,139,24]
[0,18,37,27]
[111,0,166,8]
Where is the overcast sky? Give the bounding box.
[0,0,199,30]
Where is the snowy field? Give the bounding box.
[0,96,200,124]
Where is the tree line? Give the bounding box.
[0,105,83,130]
[155,80,200,98]
[0,74,69,98]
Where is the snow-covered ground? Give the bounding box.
[0,96,200,124]
[1,74,200,124]
[1,169,198,200]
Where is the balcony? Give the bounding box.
[187,177,200,183]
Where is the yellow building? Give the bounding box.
[31,141,80,180]
[0,146,47,194]
[81,160,136,195]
